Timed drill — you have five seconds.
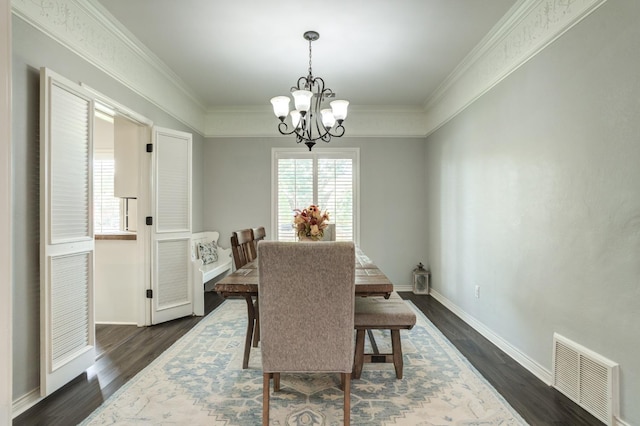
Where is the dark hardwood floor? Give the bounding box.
[401,293,603,426]
[14,292,602,425]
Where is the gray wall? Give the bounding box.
[202,136,428,291]
[13,0,638,422]
[424,1,640,423]
[11,16,204,400]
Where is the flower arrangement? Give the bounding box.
[293,204,330,241]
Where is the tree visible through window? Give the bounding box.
[273,148,358,242]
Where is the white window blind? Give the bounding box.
[93,156,121,233]
[318,158,354,241]
[273,149,359,242]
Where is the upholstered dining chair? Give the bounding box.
[230,228,256,270]
[258,241,356,426]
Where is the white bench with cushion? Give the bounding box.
[191,231,232,316]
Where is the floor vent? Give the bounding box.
[552,333,619,425]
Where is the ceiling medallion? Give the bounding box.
[270,31,349,151]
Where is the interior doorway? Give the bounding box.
[93,105,150,327]
[82,84,156,328]
[87,86,196,328]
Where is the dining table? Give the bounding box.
[214,247,394,369]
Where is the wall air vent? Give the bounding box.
[552,333,619,425]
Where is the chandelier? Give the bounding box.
[270,31,349,151]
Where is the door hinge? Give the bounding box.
[146,143,153,153]
[146,216,153,226]
[146,289,153,299]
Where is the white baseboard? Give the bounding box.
[429,289,552,385]
[95,321,138,326]
[393,284,413,292]
[615,417,630,426]
[12,388,42,418]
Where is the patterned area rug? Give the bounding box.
[82,299,528,425]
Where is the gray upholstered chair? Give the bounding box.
[258,241,356,426]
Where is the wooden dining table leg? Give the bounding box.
[252,296,260,348]
[243,295,256,369]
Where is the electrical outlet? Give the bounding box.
[475,285,480,299]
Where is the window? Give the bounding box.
[272,148,359,242]
[93,153,121,233]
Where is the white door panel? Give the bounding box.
[40,67,95,396]
[150,127,192,324]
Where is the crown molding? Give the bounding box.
[11,0,608,139]
[422,0,608,135]
[204,106,428,138]
[11,0,206,134]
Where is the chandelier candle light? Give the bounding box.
[270,31,349,151]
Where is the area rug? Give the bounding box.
[81,299,528,425]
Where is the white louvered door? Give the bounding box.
[40,68,95,396]
[150,127,192,324]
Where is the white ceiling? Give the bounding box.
[95,0,517,111]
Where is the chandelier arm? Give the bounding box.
[317,124,345,141]
[313,107,331,141]
[294,76,310,91]
[304,126,314,143]
[320,132,332,143]
[313,77,326,98]
[301,127,332,144]
[276,121,301,137]
[321,88,334,100]
[329,124,346,138]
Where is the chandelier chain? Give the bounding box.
[308,38,313,79]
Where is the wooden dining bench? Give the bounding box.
[353,291,416,379]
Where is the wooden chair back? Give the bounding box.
[230,229,256,269]
[252,226,266,252]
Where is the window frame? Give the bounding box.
[271,147,360,244]
[93,151,123,234]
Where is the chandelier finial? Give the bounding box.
[270,30,349,151]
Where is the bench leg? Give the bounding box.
[391,329,403,379]
[353,329,366,379]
